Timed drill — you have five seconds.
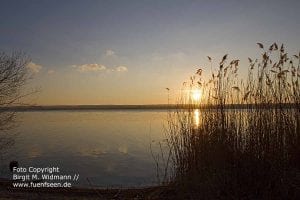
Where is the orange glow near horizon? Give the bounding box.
[192,89,202,102]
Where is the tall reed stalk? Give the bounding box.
[164,43,300,199]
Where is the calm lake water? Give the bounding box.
[0,110,168,187]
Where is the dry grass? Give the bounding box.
[161,43,300,199]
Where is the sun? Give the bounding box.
[192,89,202,101]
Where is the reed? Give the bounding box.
[164,43,300,199]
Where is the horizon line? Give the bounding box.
[0,103,298,111]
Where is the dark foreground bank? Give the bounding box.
[0,179,176,200]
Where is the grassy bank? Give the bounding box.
[162,43,300,199]
[0,179,176,200]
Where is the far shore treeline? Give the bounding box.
[0,103,298,111]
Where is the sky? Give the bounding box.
[0,0,299,105]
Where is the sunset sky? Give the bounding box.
[1,0,300,105]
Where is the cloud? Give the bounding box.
[72,63,128,73]
[27,62,42,73]
[47,70,55,75]
[115,66,128,72]
[105,49,115,56]
[74,63,106,72]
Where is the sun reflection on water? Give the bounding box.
[193,109,200,127]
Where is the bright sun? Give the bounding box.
[192,89,202,101]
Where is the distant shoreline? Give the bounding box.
[0,103,298,111]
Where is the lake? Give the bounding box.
[0,110,168,187]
